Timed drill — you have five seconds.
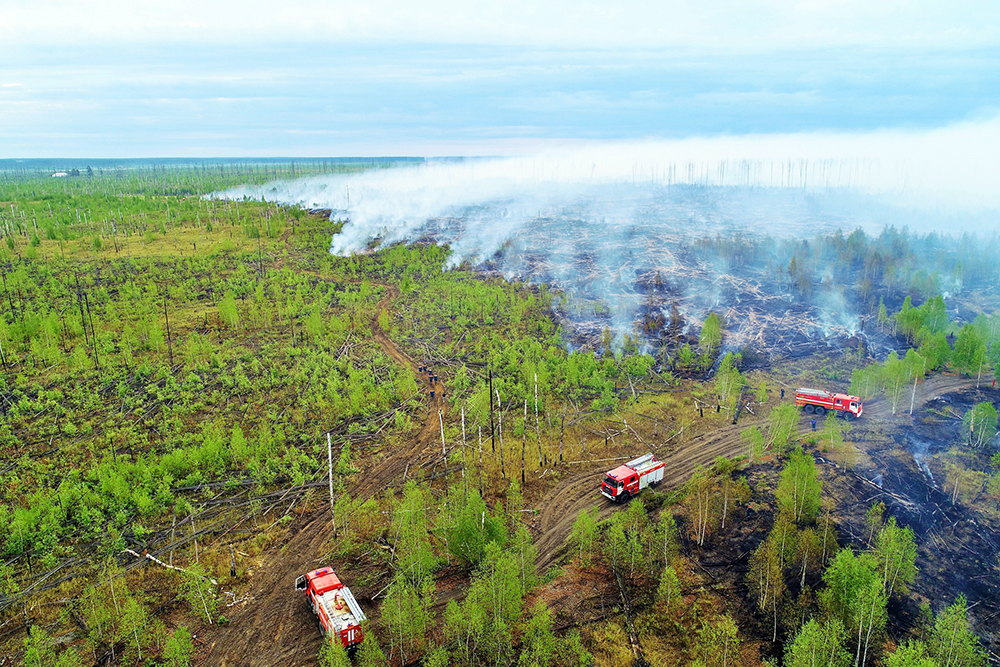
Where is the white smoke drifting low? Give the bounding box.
[218,118,1000,349]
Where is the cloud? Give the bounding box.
[3,38,998,157]
[3,0,999,51]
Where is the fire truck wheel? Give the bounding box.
[845,412,855,421]
[814,407,825,416]
[804,404,815,414]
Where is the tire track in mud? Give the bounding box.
[201,278,980,667]
[350,282,450,500]
[533,420,752,570]
[200,281,448,667]
[860,373,977,422]
[532,374,980,571]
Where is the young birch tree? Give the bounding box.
[776,446,822,524]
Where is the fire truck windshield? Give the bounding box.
[604,476,622,489]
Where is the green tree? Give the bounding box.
[396,481,440,583]
[783,618,851,667]
[423,645,450,667]
[849,365,883,402]
[713,353,744,413]
[218,291,240,330]
[747,533,785,642]
[793,527,823,588]
[652,509,679,569]
[179,564,218,624]
[764,402,799,458]
[447,486,506,567]
[699,312,724,354]
[952,325,986,377]
[885,642,936,667]
[989,342,1000,384]
[776,446,822,523]
[686,466,717,547]
[554,631,592,667]
[695,614,740,667]
[120,596,150,662]
[962,402,998,448]
[927,595,986,667]
[740,425,764,463]
[510,524,539,593]
[357,627,389,667]
[880,351,912,414]
[720,475,750,532]
[876,298,890,331]
[822,415,851,462]
[677,343,696,368]
[770,511,799,570]
[306,304,325,341]
[873,517,917,597]
[518,601,557,667]
[864,502,886,548]
[819,549,886,667]
[164,626,195,667]
[22,626,84,667]
[382,575,433,663]
[918,330,951,370]
[445,542,524,667]
[895,296,918,340]
[902,349,928,414]
[986,468,1000,510]
[657,565,682,612]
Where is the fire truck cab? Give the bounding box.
[295,567,366,649]
[794,387,863,420]
[601,453,665,503]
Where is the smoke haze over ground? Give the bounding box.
[219,122,1000,352]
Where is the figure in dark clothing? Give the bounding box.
[811,419,817,431]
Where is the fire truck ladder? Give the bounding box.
[338,585,367,623]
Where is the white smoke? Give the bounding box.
[216,118,1000,347]
[222,115,1000,245]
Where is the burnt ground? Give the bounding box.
[176,266,996,667]
[817,381,1000,660]
[192,369,1000,666]
[526,373,1000,665]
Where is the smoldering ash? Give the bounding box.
[215,127,999,351]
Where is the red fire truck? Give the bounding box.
[794,387,863,420]
[294,567,366,648]
[601,453,665,503]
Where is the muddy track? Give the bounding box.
[351,282,449,500]
[533,419,754,570]
[200,281,448,666]
[532,373,980,571]
[199,278,980,667]
[860,373,977,421]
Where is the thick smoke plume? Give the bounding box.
[218,120,1000,352]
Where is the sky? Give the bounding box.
[2,1,1000,157]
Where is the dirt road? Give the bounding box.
[199,282,448,666]
[532,373,980,570]
[198,280,980,667]
[532,420,751,569]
